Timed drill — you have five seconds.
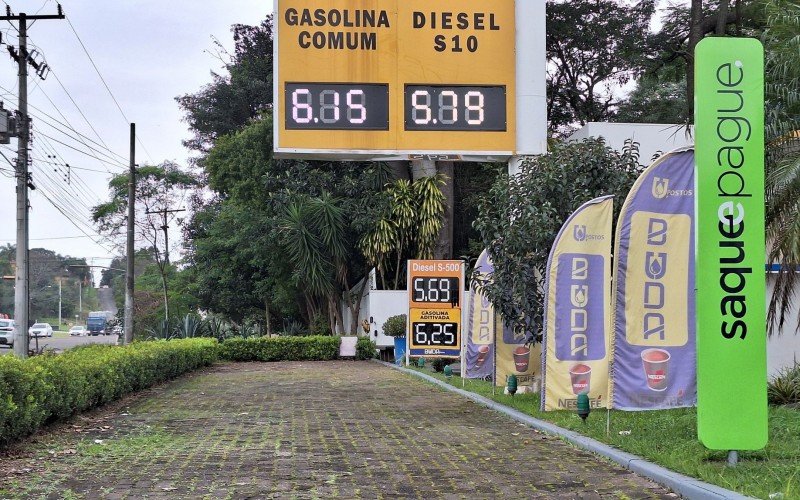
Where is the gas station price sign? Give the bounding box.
[407,260,464,358]
[273,0,546,161]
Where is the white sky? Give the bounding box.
[0,0,267,280]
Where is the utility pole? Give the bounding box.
[57,277,61,330]
[124,123,135,345]
[1,4,65,357]
[144,207,186,265]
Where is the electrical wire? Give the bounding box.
[0,82,127,165]
[64,15,154,163]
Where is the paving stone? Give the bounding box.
[0,361,674,498]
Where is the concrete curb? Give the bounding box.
[375,360,753,500]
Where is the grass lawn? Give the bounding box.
[411,368,800,500]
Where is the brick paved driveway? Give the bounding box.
[0,361,675,499]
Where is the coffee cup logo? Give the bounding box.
[641,348,670,391]
[569,363,591,395]
[476,345,490,367]
[652,177,670,199]
[513,345,530,373]
[573,225,587,242]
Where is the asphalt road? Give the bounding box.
[0,333,119,355]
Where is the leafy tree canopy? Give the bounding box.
[473,139,642,340]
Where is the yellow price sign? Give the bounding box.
[274,0,545,160]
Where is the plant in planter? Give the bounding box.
[383,314,407,363]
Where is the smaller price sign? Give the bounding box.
[407,259,464,359]
[409,309,460,357]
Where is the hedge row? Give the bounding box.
[0,338,218,446]
[219,335,377,362]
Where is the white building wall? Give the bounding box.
[339,269,407,348]
[568,122,694,164]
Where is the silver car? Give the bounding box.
[28,323,53,338]
[0,319,15,348]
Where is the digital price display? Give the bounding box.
[407,260,464,359]
[274,0,549,160]
[411,277,460,304]
[411,322,459,347]
[404,85,506,131]
[284,83,389,130]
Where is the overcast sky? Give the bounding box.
[0,0,267,279]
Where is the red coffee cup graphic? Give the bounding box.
[641,348,670,391]
[569,363,592,395]
[513,345,530,373]
[476,345,490,367]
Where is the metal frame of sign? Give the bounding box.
[272,0,546,161]
[406,259,465,359]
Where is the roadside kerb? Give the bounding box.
[375,360,753,500]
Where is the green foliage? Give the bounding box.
[763,0,800,333]
[360,175,446,289]
[355,338,377,360]
[219,336,340,362]
[768,365,800,406]
[0,245,95,326]
[473,139,641,340]
[546,0,655,133]
[0,339,218,446]
[177,18,274,153]
[431,358,450,373]
[382,314,407,338]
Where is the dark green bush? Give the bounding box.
[219,336,340,362]
[355,338,377,360]
[0,338,218,446]
[382,314,407,338]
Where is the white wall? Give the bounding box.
[367,291,408,348]
[568,122,694,164]
[339,269,407,348]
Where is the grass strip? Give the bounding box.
[411,368,800,500]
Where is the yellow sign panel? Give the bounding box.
[407,259,464,358]
[275,0,516,157]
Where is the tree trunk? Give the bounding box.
[264,299,272,336]
[387,161,411,181]
[435,161,455,259]
[347,277,370,335]
[716,0,730,35]
[687,0,704,118]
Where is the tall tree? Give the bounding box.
[546,0,656,133]
[473,139,641,340]
[762,0,800,333]
[92,162,199,322]
[177,17,274,154]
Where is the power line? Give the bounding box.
[0,82,127,164]
[65,15,154,163]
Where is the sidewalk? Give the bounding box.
[0,361,675,498]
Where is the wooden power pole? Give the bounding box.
[1,4,65,357]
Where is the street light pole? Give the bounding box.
[58,277,61,330]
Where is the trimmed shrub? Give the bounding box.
[382,314,407,338]
[355,338,377,360]
[219,336,340,362]
[0,338,218,446]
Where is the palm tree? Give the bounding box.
[763,0,800,333]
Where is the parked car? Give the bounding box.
[69,325,87,336]
[0,319,15,348]
[29,323,53,338]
